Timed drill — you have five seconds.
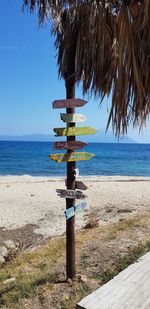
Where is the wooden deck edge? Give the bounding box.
[76,252,150,309]
[76,305,84,309]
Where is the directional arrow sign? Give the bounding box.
[52,98,87,109]
[54,141,87,150]
[65,201,87,220]
[56,189,86,199]
[75,181,88,191]
[65,180,88,190]
[54,127,96,136]
[49,152,95,163]
[75,201,87,215]
[65,207,75,220]
[60,113,87,123]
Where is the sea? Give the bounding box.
[0,141,150,177]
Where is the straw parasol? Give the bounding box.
[23,1,150,136]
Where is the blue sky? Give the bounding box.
[0,0,150,142]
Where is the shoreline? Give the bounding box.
[1,174,150,180]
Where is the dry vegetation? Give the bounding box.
[0,212,150,309]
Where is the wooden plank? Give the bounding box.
[75,201,87,214]
[54,141,87,150]
[56,189,86,199]
[54,127,96,136]
[75,181,88,191]
[65,201,87,219]
[65,180,88,190]
[52,98,87,109]
[77,253,150,309]
[49,152,95,163]
[65,207,75,220]
[60,113,87,123]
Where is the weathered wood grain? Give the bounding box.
[77,253,150,309]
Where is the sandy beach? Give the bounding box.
[1,174,150,308]
[0,175,150,244]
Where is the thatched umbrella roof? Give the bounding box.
[23,1,150,136]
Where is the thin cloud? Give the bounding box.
[0,45,27,51]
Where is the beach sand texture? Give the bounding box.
[0,175,150,240]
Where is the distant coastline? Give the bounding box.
[0,133,135,143]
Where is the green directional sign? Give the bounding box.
[49,152,95,163]
[54,126,96,136]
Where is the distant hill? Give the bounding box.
[82,130,135,143]
[0,132,135,143]
[0,134,54,142]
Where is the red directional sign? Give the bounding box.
[54,141,87,150]
[52,98,87,109]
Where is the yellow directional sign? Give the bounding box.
[54,127,96,136]
[49,152,95,163]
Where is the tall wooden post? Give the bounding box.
[50,95,95,279]
[65,78,76,279]
[51,84,95,279]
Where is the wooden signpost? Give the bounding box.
[52,98,87,109]
[60,113,87,123]
[54,141,87,150]
[54,126,96,136]
[65,202,87,220]
[50,97,96,280]
[56,189,86,199]
[50,152,95,163]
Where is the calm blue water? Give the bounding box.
[0,141,150,177]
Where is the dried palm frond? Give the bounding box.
[22,0,62,23]
[23,0,150,136]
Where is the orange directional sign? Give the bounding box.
[52,98,87,109]
[60,113,87,123]
[54,127,96,136]
[54,141,87,150]
[49,152,95,163]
